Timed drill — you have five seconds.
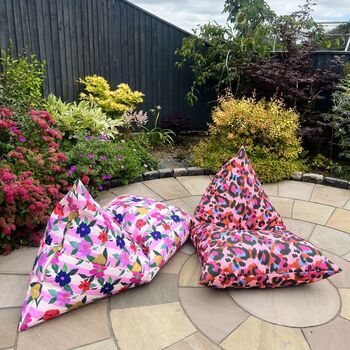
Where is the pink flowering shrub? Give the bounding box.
[0,108,69,254]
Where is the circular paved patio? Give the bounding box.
[1,176,350,350]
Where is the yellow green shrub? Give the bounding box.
[79,75,144,118]
[193,96,306,183]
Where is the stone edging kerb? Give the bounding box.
[113,168,350,191]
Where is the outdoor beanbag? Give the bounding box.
[191,147,341,289]
[19,180,190,331]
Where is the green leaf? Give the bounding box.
[48,289,58,297]
[62,264,68,273]
[64,284,73,294]
[51,264,59,274]
[48,297,57,304]
[98,277,104,285]
[68,268,79,276]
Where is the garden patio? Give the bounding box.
[1,175,350,350]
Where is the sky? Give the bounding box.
[128,0,350,33]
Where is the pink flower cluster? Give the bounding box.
[0,108,70,254]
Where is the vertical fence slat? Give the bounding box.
[0,0,216,129]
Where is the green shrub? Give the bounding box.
[0,50,45,113]
[46,94,121,140]
[193,96,306,183]
[79,75,144,119]
[325,70,350,161]
[64,136,157,193]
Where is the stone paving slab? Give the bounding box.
[179,288,249,343]
[17,302,110,350]
[110,302,196,350]
[303,317,350,350]
[327,208,350,234]
[344,200,350,210]
[96,190,118,208]
[109,182,163,201]
[282,218,315,240]
[73,338,117,350]
[143,178,191,200]
[339,289,350,320]
[279,180,315,201]
[110,272,178,310]
[180,196,202,214]
[320,251,350,288]
[0,308,20,348]
[179,240,196,255]
[269,196,293,217]
[160,252,190,275]
[166,332,220,350]
[228,280,339,327]
[293,201,334,225]
[0,247,37,274]
[179,254,203,288]
[0,275,28,308]
[165,199,193,213]
[176,176,211,196]
[262,183,279,196]
[311,184,350,207]
[220,317,310,350]
[310,225,350,256]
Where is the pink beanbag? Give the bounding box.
[191,147,341,289]
[19,180,190,331]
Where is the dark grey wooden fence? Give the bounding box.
[0,0,214,129]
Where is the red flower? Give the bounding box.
[43,309,60,321]
[78,280,91,291]
[81,175,90,186]
[162,223,171,230]
[98,230,108,242]
[155,203,165,210]
[53,203,64,217]
[86,200,96,212]
[135,219,146,229]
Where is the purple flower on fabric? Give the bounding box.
[151,231,161,240]
[171,215,181,223]
[45,234,52,246]
[100,282,114,295]
[100,155,107,160]
[56,291,71,306]
[116,236,125,249]
[76,223,91,237]
[88,153,94,159]
[114,214,123,224]
[19,136,26,142]
[78,241,91,256]
[55,270,71,287]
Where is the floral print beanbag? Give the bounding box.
[107,195,190,280]
[191,147,341,289]
[19,180,190,331]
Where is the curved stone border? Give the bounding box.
[111,167,350,191]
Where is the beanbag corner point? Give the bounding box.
[191,146,341,289]
[19,179,190,331]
